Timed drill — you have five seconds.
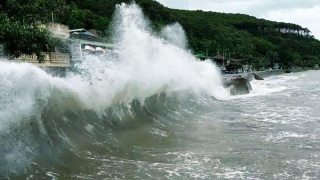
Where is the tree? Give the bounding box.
[0,0,69,59]
[1,0,320,66]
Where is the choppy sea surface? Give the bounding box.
[1,2,320,180]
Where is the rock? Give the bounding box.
[253,73,264,80]
[229,78,250,95]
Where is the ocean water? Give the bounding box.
[1,3,320,180]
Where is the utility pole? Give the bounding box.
[223,49,229,68]
[206,47,208,57]
[186,0,188,10]
[51,12,54,23]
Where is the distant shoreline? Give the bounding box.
[255,67,319,78]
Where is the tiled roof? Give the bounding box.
[213,55,225,60]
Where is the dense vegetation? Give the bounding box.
[1,0,320,68]
[0,0,68,59]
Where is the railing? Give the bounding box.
[223,73,250,80]
[70,34,109,43]
[15,52,71,67]
[16,54,38,62]
[41,52,70,63]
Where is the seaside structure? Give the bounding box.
[195,54,249,73]
[0,23,115,67]
[68,28,114,62]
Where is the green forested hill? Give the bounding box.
[1,0,320,68]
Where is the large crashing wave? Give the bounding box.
[0,2,225,177]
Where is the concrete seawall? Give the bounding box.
[254,69,285,78]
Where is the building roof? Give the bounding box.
[213,55,225,60]
[195,53,207,58]
[69,28,96,37]
[69,28,86,32]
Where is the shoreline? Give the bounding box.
[222,67,319,95]
[255,67,320,79]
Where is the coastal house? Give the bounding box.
[229,58,244,65]
[69,28,115,62]
[210,55,249,73]
[212,54,225,66]
[226,58,246,73]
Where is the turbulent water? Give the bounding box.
[1,3,320,180]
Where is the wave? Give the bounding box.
[0,2,225,177]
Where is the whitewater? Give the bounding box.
[1,2,320,180]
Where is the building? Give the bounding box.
[212,54,226,67]
[68,28,115,62]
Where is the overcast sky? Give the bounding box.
[155,0,320,40]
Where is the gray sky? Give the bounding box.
[155,0,320,40]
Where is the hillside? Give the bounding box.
[1,0,320,68]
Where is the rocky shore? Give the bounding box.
[223,67,319,95]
